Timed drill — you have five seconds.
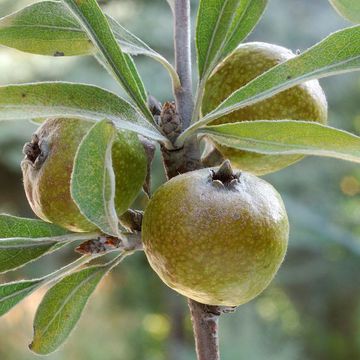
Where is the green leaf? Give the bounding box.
[0,1,93,56]
[30,264,109,355]
[0,214,70,238]
[196,0,268,79]
[107,16,180,88]
[124,53,147,103]
[0,253,108,317]
[0,238,58,274]
[71,120,119,237]
[0,1,180,87]
[200,120,360,163]
[0,82,166,143]
[180,25,360,142]
[62,0,153,121]
[0,231,98,274]
[0,279,41,316]
[329,0,360,23]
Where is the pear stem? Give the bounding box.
[188,299,221,360]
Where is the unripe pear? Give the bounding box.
[22,118,147,232]
[202,42,328,175]
[142,162,289,306]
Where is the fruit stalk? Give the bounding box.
[188,299,221,360]
[171,2,221,359]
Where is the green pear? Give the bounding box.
[22,118,147,232]
[202,42,328,175]
[142,162,289,306]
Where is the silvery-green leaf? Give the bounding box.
[0,82,166,143]
[71,120,119,237]
[196,0,268,79]
[329,0,360,23]
[180,25,360,142]
[201,120,360,163]
[62,0,153,121]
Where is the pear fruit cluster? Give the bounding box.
[22,118,147,232]
[142,162,289,306]
[202,42,328,175]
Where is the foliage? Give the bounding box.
[0,0,359,357]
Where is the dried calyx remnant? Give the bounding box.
[211,160,240,187]
[76,236,122,254]
[22,134,48,167]
[159,101,182,144]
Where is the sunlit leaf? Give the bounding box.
[201,120,360,163]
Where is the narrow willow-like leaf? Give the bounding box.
[0,82,166,143]
[201,120,360,163]
[29,264,109,355]
[124,53,147,103]
[0,279,41,316]
[0,214,70,238]
[329,0,360,23]
[71,120,119,237]
[0,1,179,87]
[62,0,153,121]
[0,232,98,274]
[196,0,267,79]
[0,253,112,317]
[180,25,360,142]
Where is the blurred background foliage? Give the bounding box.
[0,0,359,359]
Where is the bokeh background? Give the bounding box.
[0,0,359,359]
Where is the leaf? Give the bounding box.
[180,25,360,141]
[0,82,166,143]
[30,264,109,355]
[0,1,93,57]
[107,15,180,88]
[124,53,147,103]
[196,0,268,79]
[0,1,179,87]
[0,279,41,316]
[0,232,98,274]
[71,120,119,237]
[200,120,360,163]
[62,0,153,121]
[329,0,360,23]
[0,214,70,238]
[0,253,107,317]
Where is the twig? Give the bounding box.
[173,0,193,131]
[188,299,221,360]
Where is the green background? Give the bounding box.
[0,0,359,359]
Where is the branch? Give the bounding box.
[188,299,221,360]
[173,0,193,130]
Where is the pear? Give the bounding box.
[142,162,289,306]
[22,118,147,232]
[202,42,328,175]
